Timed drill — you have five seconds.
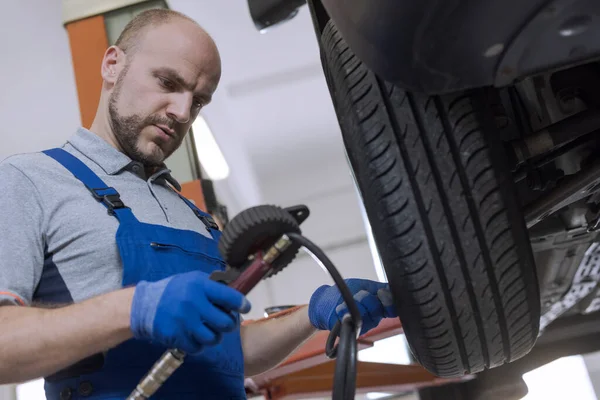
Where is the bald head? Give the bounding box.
[116,9,200,54]
[94,8,222,168]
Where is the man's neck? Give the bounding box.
[90,112,123,154]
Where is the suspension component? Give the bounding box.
[511,110,600,166]
[524,160,600,228]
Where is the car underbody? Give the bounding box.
[499,68,600,333]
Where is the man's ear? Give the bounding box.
[101,46,125,84]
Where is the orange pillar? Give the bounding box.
[65,15,108,129]
[180,180,207,211]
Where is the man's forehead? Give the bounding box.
[138,20,216,58]
[136,22,221,88]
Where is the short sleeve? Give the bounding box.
[0,161,45,306]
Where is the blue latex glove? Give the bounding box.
[130,270,251,354]
[308,278,396,335]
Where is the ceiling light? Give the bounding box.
[366,393,394,400]
[192,115,230,181]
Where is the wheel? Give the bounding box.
[320,20,541,378]
[219,205,301,276]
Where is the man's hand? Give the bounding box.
[308,278,396,335]
[130,270,251,354]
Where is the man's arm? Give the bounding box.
[0,288,134,384]
[241,305,317,377]
[241,279,398,377]
[0,270,251,385]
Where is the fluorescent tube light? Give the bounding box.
[192,115,230,181]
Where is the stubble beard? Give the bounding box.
[108,66,176,167]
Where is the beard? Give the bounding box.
[108,69,179,167]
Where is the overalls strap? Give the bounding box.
[43,148,137,224]
[177,193,222,241]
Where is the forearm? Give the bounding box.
[241,305,317,377]
[0,288,134,384]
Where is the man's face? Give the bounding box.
[108,20,221,167]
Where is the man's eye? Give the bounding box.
[159,77,174,89]
[193,100,205,109]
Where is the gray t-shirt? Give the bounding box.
[0,128,211,306]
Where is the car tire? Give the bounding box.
[320,20,541,378]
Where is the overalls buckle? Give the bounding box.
[200,215,219,231]
[89,187,127,215]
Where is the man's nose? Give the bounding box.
[166,93,192,124]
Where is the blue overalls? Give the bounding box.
[41,148,247,400]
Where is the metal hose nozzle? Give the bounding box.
[127,236,292,399]
[126,349,186,400]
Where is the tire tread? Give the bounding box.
[321,21,540,377]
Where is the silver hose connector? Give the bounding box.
[126,349,186,400]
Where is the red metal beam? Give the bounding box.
[247,317,404,387]
[254,361,470,399]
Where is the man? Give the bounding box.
[0,8,396,399]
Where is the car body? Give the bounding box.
[318,0,600,94]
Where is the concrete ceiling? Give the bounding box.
[169,0,348,213]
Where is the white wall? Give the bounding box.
[0,1,80,398]
[0,0,80,161]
